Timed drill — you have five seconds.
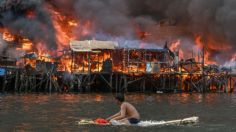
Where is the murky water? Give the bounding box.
[0,93,236,132]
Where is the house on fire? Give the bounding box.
[70,40,175,74]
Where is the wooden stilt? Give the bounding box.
[162,75,166,90]
[109,73,113,92]
[124,75,127,92]
[119,75,122,92]
[142,77,146,92]
[88,52,91,92]
[115,73,118,93]
[2,75,6,92]
[49,75,52,93]
[14,70,19,93]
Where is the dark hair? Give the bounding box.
[115,94,125,102]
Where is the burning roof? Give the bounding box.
[117,40,165,51]
[70,40,118,52]
[70,40,168,52]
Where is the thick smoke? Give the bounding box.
[51,0,236,62]
[0,0,57,50]
[0,0,236,64]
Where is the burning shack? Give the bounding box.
[0,0,235,93]
[70,40,118,73]
[68,40,175,92]
[70,40,173,74]
[0,37,234,93]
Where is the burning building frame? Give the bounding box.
[0,38,235,93]
[0,0,235,93]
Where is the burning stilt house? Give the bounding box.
[68,40,177,92]
[70,40,118,73]
[0,38,235,93]
[0,0,235,93]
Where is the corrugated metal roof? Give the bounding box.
[70,40,118,52]
[70,40,167,52]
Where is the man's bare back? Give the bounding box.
[121,102,140,119]
[107,94,140,125]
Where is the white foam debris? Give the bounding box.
[138,116,199,127]
[137,120,166,127]
[79,116,199,127]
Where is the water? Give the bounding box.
[0,93,236,132]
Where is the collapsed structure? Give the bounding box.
[0,40,235,93]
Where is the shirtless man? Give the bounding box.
[106,94,140,125]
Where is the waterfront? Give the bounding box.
[0,93,236,132]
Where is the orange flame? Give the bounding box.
[194,35,217,64]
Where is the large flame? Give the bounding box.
[0,3,234,74]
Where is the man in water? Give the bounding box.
[106,94,140,125]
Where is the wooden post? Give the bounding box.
[25,76,29,93]
[225,77,229,93]
[190,73,193,92]
[109,73,113,92]
[82,54,85,73]
[119,75,121,92]
[142,77,146,92]
[115,73,118,93]
[88,52,91,92]
[45,76,49,93]
[78,75,83,93]
[2,74,6,92]
[162,74,166,90]
[124,75,127,92]
[49,75,52,93]
[14,70,19,93]
[169,67,171,91]
[180,64,183,92]
[19,75,22,93]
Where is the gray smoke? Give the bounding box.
[0,0,57,50]
[0,0,235,64]
[54,0,236,63]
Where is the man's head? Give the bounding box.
[115,94,125,104]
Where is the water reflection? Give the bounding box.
[126,94,145,103]
[0,93,236,131]
[94,95,104,102]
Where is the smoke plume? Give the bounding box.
[0,0,236,64]
[0,0,57,49]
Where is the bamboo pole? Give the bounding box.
[88,52,91,92]
[115,73,118,93]
[110,73,113,92]
[124,75,127,92]
[14,70,19,92]
[49,74,52,93]
[2,74,6,92]
[142,76,146,92]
